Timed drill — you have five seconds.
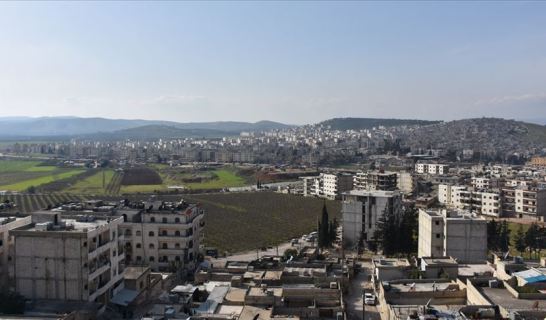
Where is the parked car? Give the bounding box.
[364,293,376,306]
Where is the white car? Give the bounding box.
[364,293,376,306]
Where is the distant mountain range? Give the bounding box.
[1,116,545,145]
[0,117,293,138]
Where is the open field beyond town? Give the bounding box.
[0,159,86,192]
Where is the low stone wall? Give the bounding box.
[465,279,493,306]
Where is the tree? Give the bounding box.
[282,248,298,262]
[329,218,338,244]
[398,205,418,254]
[525,223,540,259]
[514,225,527,256]
[499,221,511,253]
[373,205,398,255]
[318,203,330,248]
[487,220,500,252]
[26,185,36,194]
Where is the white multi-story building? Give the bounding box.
[418,209,487,263]
[118,200,205,273]
[502,187,546,218]
[438,184,502,217]
[415,163,449,175]
[471,177,490,189]
[300,173,353,200]
[10,211,125,304]
[342,190,403,247]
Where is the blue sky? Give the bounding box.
[0,1,545,124]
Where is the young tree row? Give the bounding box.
[372,205,418,256]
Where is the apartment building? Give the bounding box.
[10,211,125,304]
[301,172,353,200]
[397,171,414,194]
[301,176,320,197]
[438,184,502,217]
[342,189,402,247]
[0,216,31,287]
[118,200,205,273]
[471,177,490,189]
[322,173,354,200]
[415,162,449,175]
[529,156,546,167]
[353,170,398,191]
[418,209,487,263]
[502,187,546,218]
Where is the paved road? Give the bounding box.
[209,241,309,266]
[345,258,381,320]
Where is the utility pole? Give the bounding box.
[362,290,365,320]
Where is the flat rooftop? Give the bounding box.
[15,218,114,233]
[124,266,150,280]
[343,189,399,197]
[480,287,542,311]
[389,282,459,293]
[375,258,411,267]
[248,287,282,297]
[422,257,458,266]
[458,264,495,277]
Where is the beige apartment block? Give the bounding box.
[10,211,125,304]
[0,216,31,287]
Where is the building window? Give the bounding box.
[436,234,441,239]
[149,231,155,236]
[175,256,181,261]
[435,221,440,226]
[162,217,168,223]
[175,243,180,249]
[150,217,155,223]
[149,257,155,262]
[175,217,180,223]
[162,243,168,249]
[136,256,142,261]
[175,230,181,236]
[162,230,167,236]
[136,230,141,236]
[112,231,116,239]
[136,243,142,248]
[149,243,155,249]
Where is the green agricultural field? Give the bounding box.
[0,160,43,172]
[160,167,248,190]
[182,192,341,254]
[183,169,247,189]
[64,169,115,194]
[0,169,85,192]
[0,159,86,192]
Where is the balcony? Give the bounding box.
[89,263,110,281]
[158,247,185,255]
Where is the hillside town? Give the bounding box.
[2,1,546,320]
[1,146,546,319]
